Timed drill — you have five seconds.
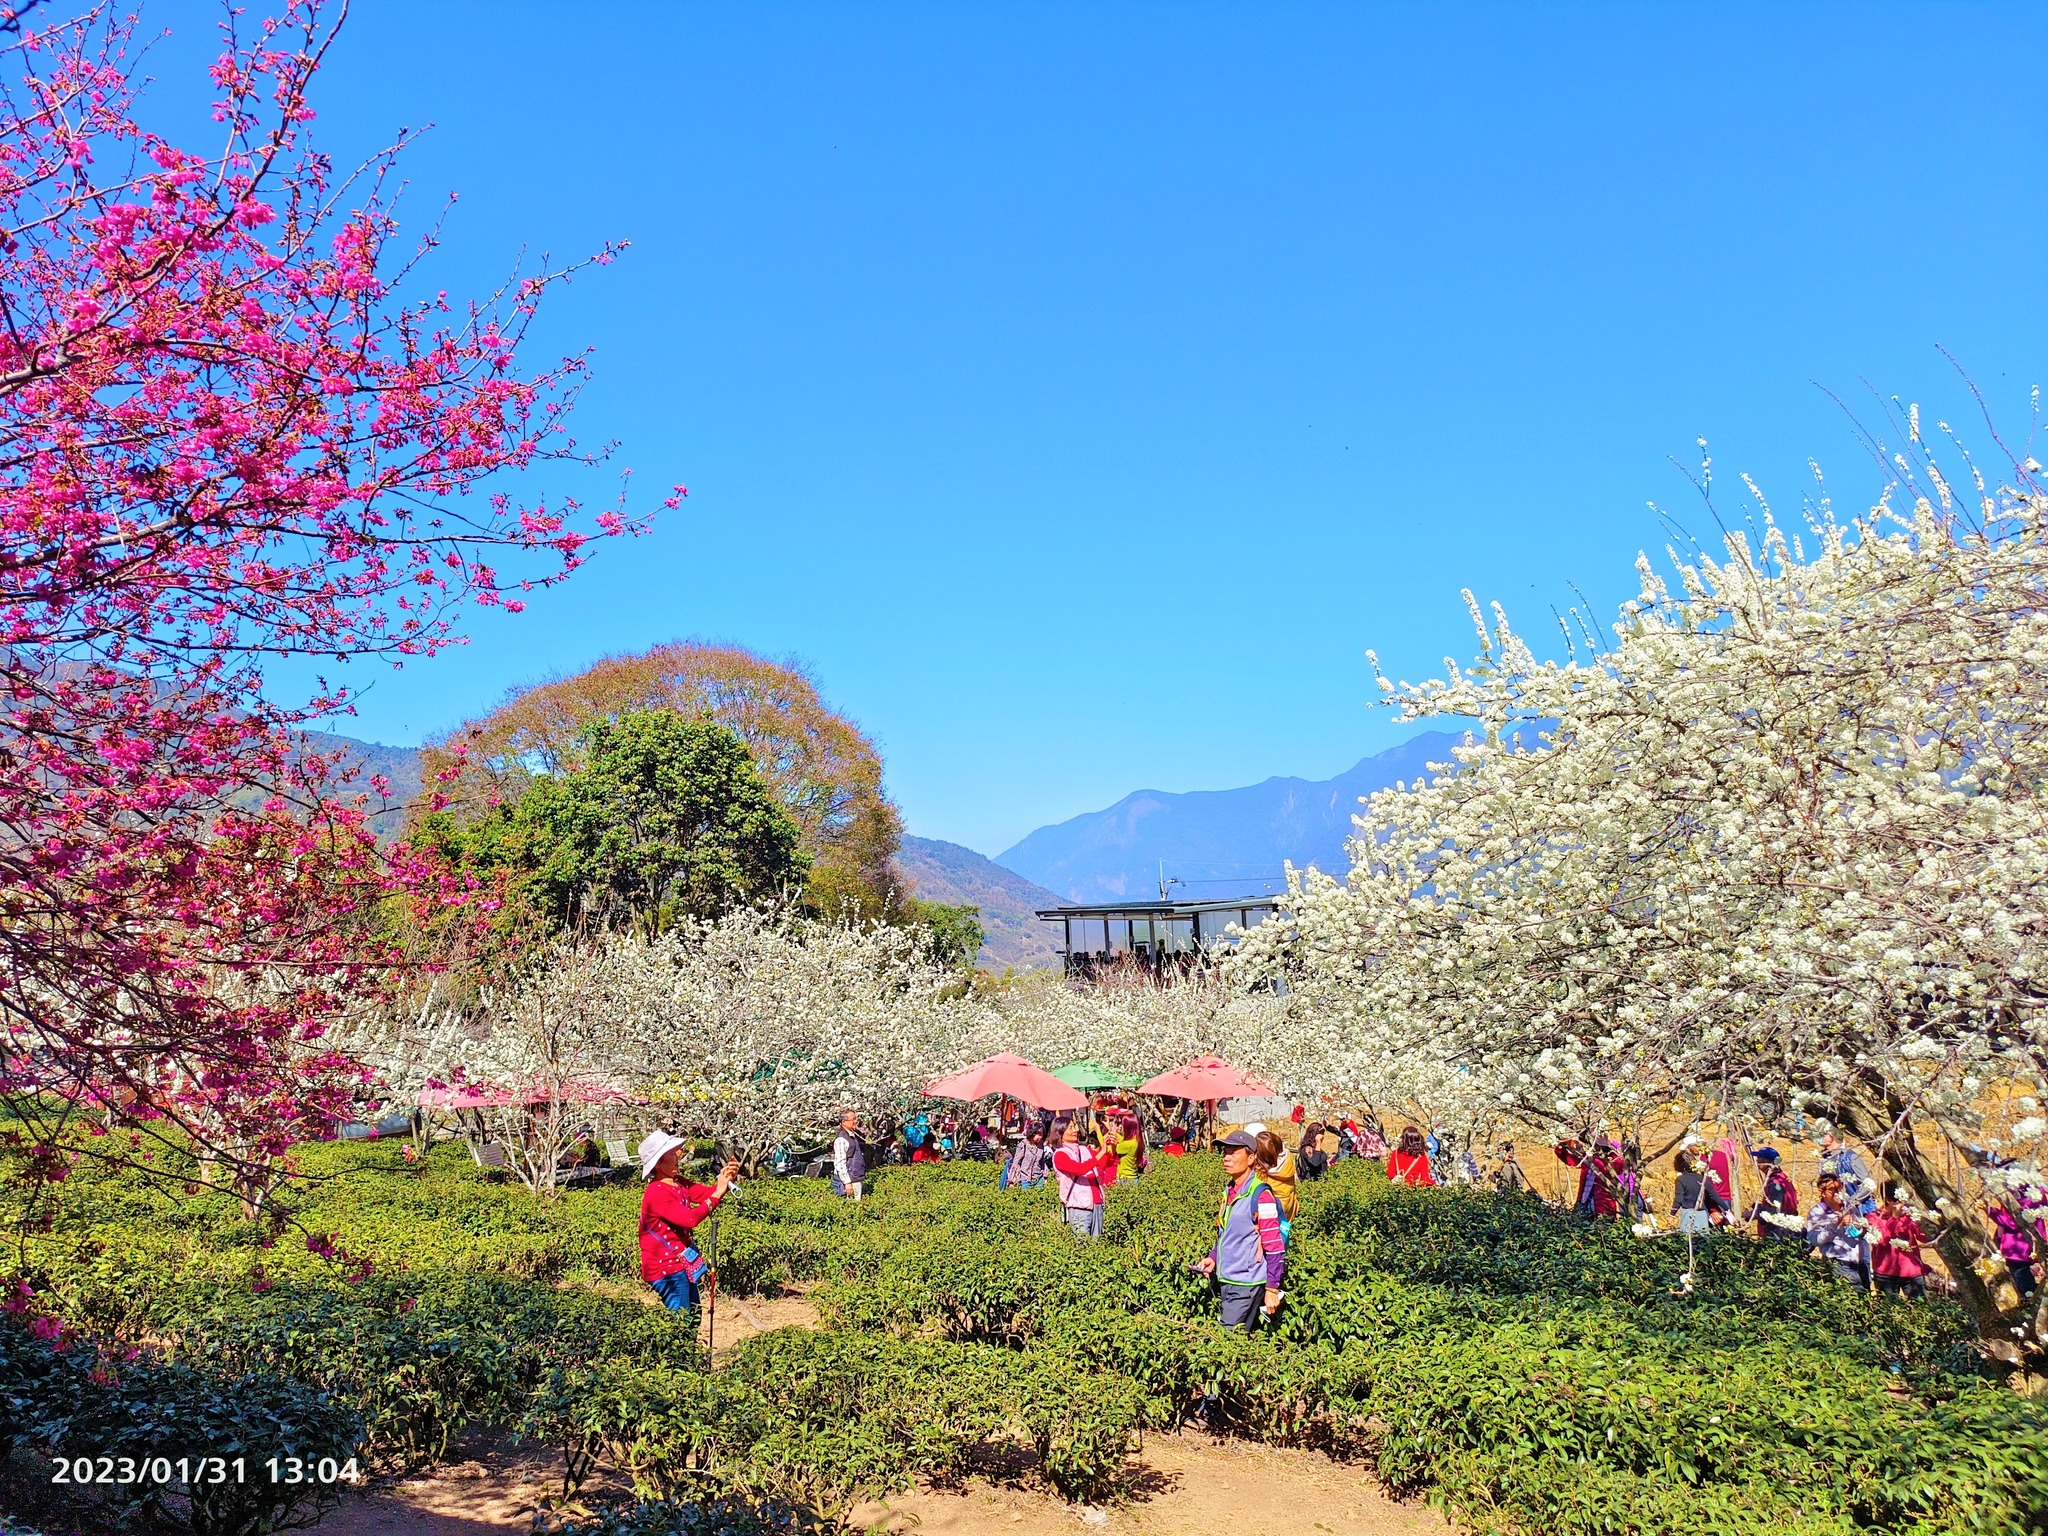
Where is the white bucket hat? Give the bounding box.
[637,1129,688,1180]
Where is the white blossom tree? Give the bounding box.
[593,909,962,1170]
[961,965,1286,1086]
[1233,430,2048,1345]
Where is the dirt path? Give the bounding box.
[849,1432,1454,1535]
[701,1285,824,1351]
[318,1432,1452,1536]
[316,1445,571,1535]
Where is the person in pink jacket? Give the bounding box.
[1053,1120,1106,1239]
[1868,1184,1932,1300]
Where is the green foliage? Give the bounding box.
[12,1140,2048,1535]
[901,899,984,972]
[423,710,808,935]
[554,1497,820,1536]
[1,1315,363,1536]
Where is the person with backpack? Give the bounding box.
[1387,1126,1436,1187]
[1253,1128,1298,1220]
[1806,1174,1871,1286]
[1818,1131,1878,1215]
[1194,1128,1287,1331]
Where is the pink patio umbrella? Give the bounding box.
[513,1075,641,1107]
[418,1082,516,1110]
[923,1053,1087,1112]
[1136,1056,1275,1100]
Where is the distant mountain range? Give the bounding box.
[892,836,1065,971]
[994,730,1471,904]
[297,731,424,838]
[299,725,1489,967]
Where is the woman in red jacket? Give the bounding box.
[637,1130,739,1314]
[1587,1138,1628,1219]
[1386,1126,1436,1187]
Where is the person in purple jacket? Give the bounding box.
[1194,1128,1287,1331]
[1989,1194,2040,1301]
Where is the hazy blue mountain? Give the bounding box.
[994,731,1470,904]
[297,731,424,838]
[895,835,1066,971]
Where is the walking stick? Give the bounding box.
[705,1203,718,1357]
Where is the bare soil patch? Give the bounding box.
[315,1443,569,1535]
[312,1428,1452,1536]
[850,1431,1454,1536]
[701,1285,824,1353]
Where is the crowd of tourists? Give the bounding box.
[630,1105,2046,1329]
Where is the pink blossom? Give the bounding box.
[0,0,658,1188]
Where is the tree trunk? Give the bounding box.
[1834,1086,2035,1370]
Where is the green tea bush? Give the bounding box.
[1,1315,363,1536]
[554,1496,821,1536]
[11,1137,2048,1534]
[522,1326,1140,1513]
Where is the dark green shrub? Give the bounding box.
[553,1496,820,1536]
[2,1315,362,1536]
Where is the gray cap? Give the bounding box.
[1218,1129,1260,1150]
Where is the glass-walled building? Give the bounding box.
[1036,898,1281,977]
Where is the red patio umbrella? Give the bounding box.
[924,1053,1086,1111]
[1136,1056,1274,1100]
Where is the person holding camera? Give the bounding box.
[1054,1118,1106,1237]
[637,1130,739,1315]
[1806,1173,1871,1286]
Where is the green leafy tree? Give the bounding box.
[420,711,807,937]
[904,900,984,973]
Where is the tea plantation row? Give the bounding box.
[5,1141,2045,1535]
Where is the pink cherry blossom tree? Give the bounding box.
[0,0,667,1220]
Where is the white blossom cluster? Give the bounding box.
[1231,468,2048,1197]
[353,911,1288,1178]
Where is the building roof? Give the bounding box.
[1034,896,1281,919]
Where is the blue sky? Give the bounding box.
[193,2,2044,854]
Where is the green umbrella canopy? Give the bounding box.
[1051,1059,1144,1091]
